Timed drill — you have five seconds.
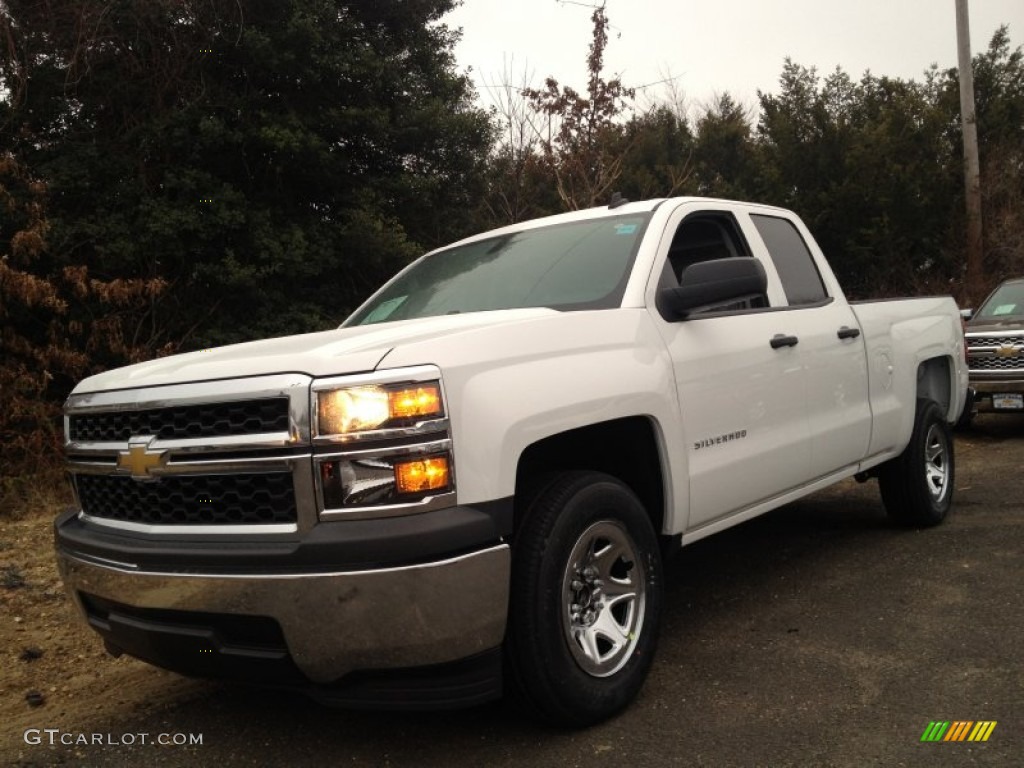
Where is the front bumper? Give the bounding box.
[55,505,511,706]
[970,378,1024,412]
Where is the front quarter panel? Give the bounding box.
[378,310,686,534]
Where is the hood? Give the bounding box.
[73,309,557,394]
[965,317,1024,335]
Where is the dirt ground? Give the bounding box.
[1,413,1021,766]
[0,488,205,746]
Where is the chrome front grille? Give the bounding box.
[76,473,297,526]
[967,334,1024,347]
[64,374,316,534]
[969,355,1024,371]
[966,333,1024,373]
[68,398,290,442]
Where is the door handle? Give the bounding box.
[837,326,861,340]
[770,334,799,349]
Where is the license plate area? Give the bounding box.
[992,393,1024,410]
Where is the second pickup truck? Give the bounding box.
[57,196,969,726]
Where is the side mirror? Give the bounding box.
[959,308,974,322]
[657,257,768,321]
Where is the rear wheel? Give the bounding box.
[506,471,663,726]
[879,399,954,527]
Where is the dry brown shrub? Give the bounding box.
[1,154,171,513]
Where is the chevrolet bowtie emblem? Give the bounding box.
[116,438,168,480]
[996,343,1018,358]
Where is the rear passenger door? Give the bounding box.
[746,213,872,479]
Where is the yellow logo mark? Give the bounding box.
[996,344,1018,358]
[116,441,168,480]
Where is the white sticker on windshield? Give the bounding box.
[614,223,638,235]
[992,303,1018,316]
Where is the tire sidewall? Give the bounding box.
[511,473,662,725]
[905,400,955,524]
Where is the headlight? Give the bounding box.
[311,368,455,519]
[315,381,443,437]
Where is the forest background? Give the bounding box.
[2,0,1022,498]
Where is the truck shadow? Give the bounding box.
[960,411,1024,440]
[659,482,893,640]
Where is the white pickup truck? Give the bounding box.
[57,197,968,726]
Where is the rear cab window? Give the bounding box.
[749,214,829,306]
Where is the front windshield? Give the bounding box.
[976,281,1024,319]
[345,213,651,326]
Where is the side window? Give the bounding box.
[667,215,744,280]
[663,212,767,312]
[750,214,827,305]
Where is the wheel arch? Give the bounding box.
[513,416,668,539]
[916,355,954,419]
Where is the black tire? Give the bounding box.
[506,471,663,727]
[879,399,955,527]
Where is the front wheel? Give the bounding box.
[879,399,955,527]
[506,472,663,726]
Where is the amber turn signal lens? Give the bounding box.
[388,385,442,420]
[394,456,450,494]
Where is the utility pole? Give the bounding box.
[955,0,983,305]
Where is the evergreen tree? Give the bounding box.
[1,0,493,346]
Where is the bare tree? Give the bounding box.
[523,3,635,209]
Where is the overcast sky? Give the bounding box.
[446,0,1024,114]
